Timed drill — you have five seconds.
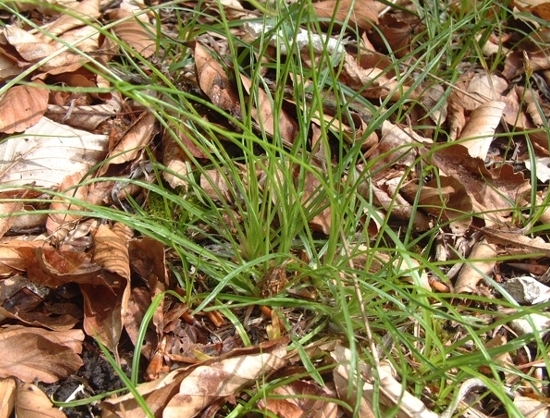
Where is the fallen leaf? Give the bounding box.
[194,43,240,116]
[241,74,298,145]
[312,0,380,32]
[0,117,109,189]
[0,377,16,418]
[454,238,497,294]
[457,100,506,159]
[15,381,67,418]
[0,325,83,383]
[0,82,49,133]
[109,9,156,58]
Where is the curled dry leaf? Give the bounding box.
[429,144,530,224]
[3,25,58,62]
[102,339,288,418]
[312,0,380,32]
[454,238,497,294]
[81,223,132,352]
[457,100,506,160]
[331,344,438,418]
[39,0,101,39]
[258,380,339,418]
[401,176,473,235]
[195,43,240,116]
[46,92,123,130]
[0,82,49,134]
[0,325,84,383]
[93,223,131,280]
[109,9,156,59]
[108,111,156,165]
[0,190,28,240]
[163,343,287,418]
[46,170,89,237]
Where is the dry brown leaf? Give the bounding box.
[80,273,129,353]
[109,9,156,59]
[81,224,132,352]
[301,169,332,235]
[0,377,16,418]
[3,25,58,62]
[454,238,497,294]
[240,75,298,145]
[369,12,424,57]
[0,325,83,383]
[502,87,534,129]
[0,82,49,134]
[258,380,339,418]
[195,43,240,116]
[0,241,44,277]
[20,246,99,288]
[46,171,89,237]
[162,126,205,189]
[93,223,131,280]
[312,0,380,32]
[163,343,287,418]
[429,144,530,224]
[15,382,67,418]
[102,339,289,418]
[0,52,22,80]
[108,111,156,165]
[39,0,100,39]
[457,100,506,159]
[124,237,166,358]
[481,228,550,258]
[369,180,433,231]
[368,120,418,169]
[401,176,473,235]
[0,190,26,240]
[0,272,81,330]
[47,93,122,133]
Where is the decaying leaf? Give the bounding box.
[108,111,157,165]
[195,44,240,116]
[15,381,67,418]
[454,238,497,294]
[311,0,381,32]
[457,100,506,160]
[109,9,157,58]
[331,344,439,418]
[241,74,298,145]
[0,82,49,134]
[0,117,108,188]
[102,339,289,418]
[0,325,83,383]
[429,143,530,225]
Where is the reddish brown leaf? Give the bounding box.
[195,44,240,116]
[0,83,49,134]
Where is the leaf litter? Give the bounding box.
[1,0,550,416]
